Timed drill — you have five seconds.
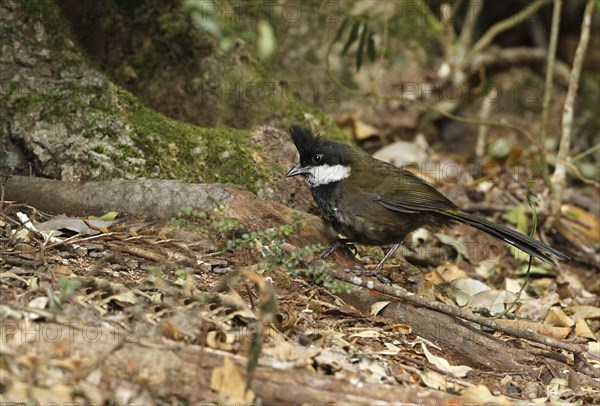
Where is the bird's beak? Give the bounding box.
[287,164,310,177]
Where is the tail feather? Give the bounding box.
[442,210,569,265]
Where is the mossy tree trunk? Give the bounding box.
[0,0,337,199]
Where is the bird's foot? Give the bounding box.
[346,266,391,285]
[319,239,357,260]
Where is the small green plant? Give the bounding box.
[182,0,277,61]
[147,265,164,277]
[171,206,210,232]
[172,207,351,292]
[175,206,208,219]
[174,268,188,279]
[57,278,82,302]
[334,17,377,71]
[222,212,351,293]
[283,245,350,293]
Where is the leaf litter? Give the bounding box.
[0,200,599,404]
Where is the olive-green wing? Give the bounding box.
[353,160,456,213]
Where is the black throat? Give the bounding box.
[310,181,341,217]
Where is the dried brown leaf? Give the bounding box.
[496,319,571,339]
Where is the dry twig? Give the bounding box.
[539,0,563,185]
[550,0,596,221]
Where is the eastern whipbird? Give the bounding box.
[286,126,568,277]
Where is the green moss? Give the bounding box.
[8,0,344,188]
[10,74,272,190]
[14,0,74,50]
[117,88,269,192]
[157,12,189,38]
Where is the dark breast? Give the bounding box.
[311,183,345,230]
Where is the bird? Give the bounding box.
[286,126,568,277]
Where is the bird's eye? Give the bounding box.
[312,154,323,164]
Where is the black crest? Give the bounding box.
[289,125,352,167]
[289,126,323,157]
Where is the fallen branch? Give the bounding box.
[3,176,240,218]
[330,269,588,355]
[3,176,335,247]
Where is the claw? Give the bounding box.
[319,238,356,260]
[347,266,392,285]
[321,242,400,285]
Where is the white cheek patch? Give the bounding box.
[306,164,351,186]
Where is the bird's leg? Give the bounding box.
[319,238,357,260]
[349,244,401,285]
[373,243,401,274]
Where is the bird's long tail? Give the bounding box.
[441,210,569,265]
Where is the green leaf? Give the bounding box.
[256,20,276,62]
[502,204,528,234]
[245,326,263,392]
[342,20,360,55]
[514,263,555,276]
[488,138,512,158]
[525,185,539,237]
[88,211,119,220]
[0,305,24,319]
[356,24,368,71]
[367,31,376,62]
[58,278,81,302]
[333,17,349,43]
